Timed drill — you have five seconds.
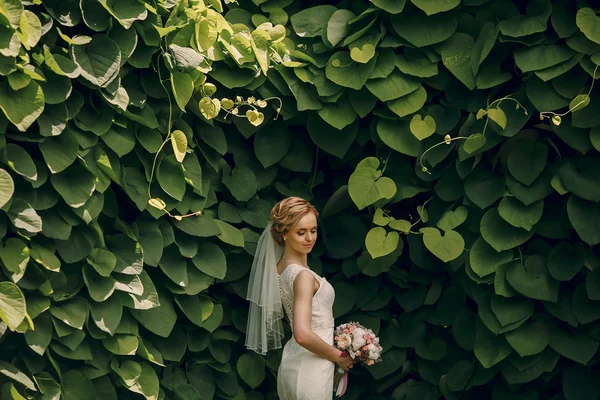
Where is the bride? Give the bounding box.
[245,197,354,399]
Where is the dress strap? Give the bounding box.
[284,264,321,289]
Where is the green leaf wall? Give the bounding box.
[1,0,600,399]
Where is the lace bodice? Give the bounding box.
[278,264,335,332]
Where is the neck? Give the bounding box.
[281,247,308,266]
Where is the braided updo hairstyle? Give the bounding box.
[270,197,319,246]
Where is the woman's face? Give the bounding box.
[283,213,317,254]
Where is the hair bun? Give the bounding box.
[269,197,318,246]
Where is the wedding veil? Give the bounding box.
[245,223,285,355]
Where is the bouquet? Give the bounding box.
[333,322,383,397]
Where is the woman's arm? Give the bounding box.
[291,271,343,363]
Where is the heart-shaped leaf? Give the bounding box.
[70,34,120,88]
[348,157,396,210]
[410,114,436,141]
[0,281,26,330]
[111,359,142,387]
[441,33,476,90]
[326,52,377,90]
[480,208,534,251]
[388,86,427,117]
[0,80,44,131]
[0,168,14,209]
[505,321,549,357]
[377,119,422,157]
[0,238,30,274]
[87,248,117,277]
[474,325,513,369]
[290,5,336,38]
[245,109,264,126]
[170,130,187,163]
[371,0,406,14]
[410,0,460,15]
[506,260,559,302]
[486,108,507,129]
[464,169,505,209]
[366,71,421,102]
[576,8,600,45]
[421,227,464,262]
[469,236,513,278]
[237,353,266,389]
[308,114,359,158]
[497,197,543,231]
[463,133,487,154]
[199,97,221,120]
[365,227,400,258]
[389,219,411,233]
[325,9,356,47]
[437,206,468,231]
[350,44,376,64]
[507,141,548,185]
[391,12,457,48]
[549,327,599,365]
[547,242,584,282]
[567,195,600,245]
[570,94,590,113]
[373,208,392,226]
[171,71,193,111]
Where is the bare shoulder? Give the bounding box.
[292,269,314,292]
[292,269,319,297]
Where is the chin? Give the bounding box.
[300,246,313,254]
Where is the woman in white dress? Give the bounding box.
[245,197,354,400]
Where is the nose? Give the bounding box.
[306,232,314,243]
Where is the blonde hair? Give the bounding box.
[270,197,319,246]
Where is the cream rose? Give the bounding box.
[367,343,380,360]
[337,333,352,349]
[352,335,366,350]
[353,327,366,337]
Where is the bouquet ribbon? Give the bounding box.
[335,371,348,397]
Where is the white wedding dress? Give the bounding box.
[277,264,336,400]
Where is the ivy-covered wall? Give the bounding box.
[1,0,600,399]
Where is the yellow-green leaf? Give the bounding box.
[170,130,188,163]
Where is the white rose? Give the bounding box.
[352,336,366,350]
[367,343,380,360]
[353,328,366,338]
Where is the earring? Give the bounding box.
[283,237,287,241]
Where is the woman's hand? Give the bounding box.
[335,351,354,372]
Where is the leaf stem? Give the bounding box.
[148,51,174,200]
[540,64,599,121]
[418,136,468,174]
[380,149,392,175]
[310,147,319,190]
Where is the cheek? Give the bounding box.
[292,235,303,245]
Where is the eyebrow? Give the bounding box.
[296,226,317,231]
